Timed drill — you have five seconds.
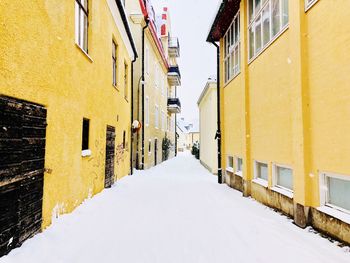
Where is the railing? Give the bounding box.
[168,98,181,108]
[168,65,181,78]
[168,37,180,57]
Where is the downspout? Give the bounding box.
[130,56,137,175]
[141,19,150,170]
[212,41,222,184]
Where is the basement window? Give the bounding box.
[235,157,243,176]
[82,118,91,156]
[272,164,293,198]
[226,156,234,173]
[253,161,268,187]
[148,139,152,155]
[123,131,126,149]
[320,173,350,214]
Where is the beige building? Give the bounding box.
[126,0,181,169]
[198,79,218,174]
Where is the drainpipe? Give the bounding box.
[141,19,150,170]
[130,56,137,175]
[211,41,222,184]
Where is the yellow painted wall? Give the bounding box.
[0,0,133,228]
[198,82,218,174]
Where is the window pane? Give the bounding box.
[282,0,289,27]
[272,0,281,37]
[228,157,233,168]
[254,14,262,53]
[237,158,243,172]
[277,167,293,190]
[257,162,268,181]
[255,0,261,13]
[235,16,239,42]
[249,26,255,59]
[262,3,270,46]
[328,177,350,211]
[249,0,254,23]
[230,54,234,77]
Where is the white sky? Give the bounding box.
[151,0,221,123]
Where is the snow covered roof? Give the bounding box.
[177,118,199,134]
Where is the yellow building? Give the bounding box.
[198,78,218,174]
[0,0,136,255]
[208,0,350,244]
[126,0,181,170]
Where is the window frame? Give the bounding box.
[145,46,150,75]
[124,61,129,101]
[253,160,269,187]
[305,0,319,11]
[248,0,289,63]
[112,40,117,87]
[226,155,234,173]
[272,163,294,198]
[235,156,243,177]
[223,11,241,84]
[320,172,350,215]
[75,0,89,53]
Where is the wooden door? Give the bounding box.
[0,96,47,256]
[104,126,115,188]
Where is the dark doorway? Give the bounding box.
[154,138,158,166]
[0,96,47,256]
[104,125,115,188]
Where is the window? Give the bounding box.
[155,63,159,88]
[254,161,268,182]
[82,118,90,151]
[167,116,170,132]
[161,111,165,131]
[145,97,149,126]
[226,156,234,172]
[124,62,128,100]
[155,105,159,129]
[123,131,126,149]
[305,0,318,10]
[273,164,293,191]
[75,0,89,52]
[320,173,350,213]
[161,76,165,96]
[236,157,243,175]
[145,47,150,75]
[248,0,289,60]
[148,139,152,154]
[224,11,240,83]
[112,41,117,87]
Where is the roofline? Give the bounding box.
[197,80,217,106]
[115,0,138,59]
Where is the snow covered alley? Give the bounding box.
[1,152,349,263]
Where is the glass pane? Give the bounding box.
[255,0,261,13]
[227,57,231,80]
[234,46,238,74]
[262,3,270,46]
[224,36,227,57]
[249,0,254,23]
[257,162,268,181]
[277,167,293,190]
[282,0,289,27]
[231,25,234,46]
[237,43,240,72]
[230,54,234,77]
[254,14,262,53]
[272,0,281,37]
[235,17,239,43]
[228,157,233,168]
[237,158,243,172]
[328,177,350,211]
[249,26,255,59]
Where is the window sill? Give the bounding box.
[82,149,92,157]
[75,43,93,63]
[317,206,350,225]
[235,171,243,177]
[252,178,268,188]
[113,84,119,91]
[224,72,241,87]
[226,167,234,173]
[248,25,289,66]
[305,0,319,12]
[271,186,293,199]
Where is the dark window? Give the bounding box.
[124,62,128,100]
[148,140,151,153]
[82,118,90,150]
[123,131,126,149]
[112,41,117,86]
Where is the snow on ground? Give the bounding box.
[1,152,349,263]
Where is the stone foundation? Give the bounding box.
[224,171,243,192]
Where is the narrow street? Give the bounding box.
[1,152,349,263]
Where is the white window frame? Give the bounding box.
[248,0,289,63]
[145,96,149,126]
[155,105,159,129]
[75,0,89,52]
[235,156,243,177]
[223,11,240,84]
[253,160,269,188]
[161,110,165,131]
[319,172,350,215]
[305,0,319,11]
[155,62,159,89]
[272,163,293,198]
[226,155,234,173]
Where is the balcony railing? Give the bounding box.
[168,37,180,57]
[167,98,181,114]
[167,65,181,86]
